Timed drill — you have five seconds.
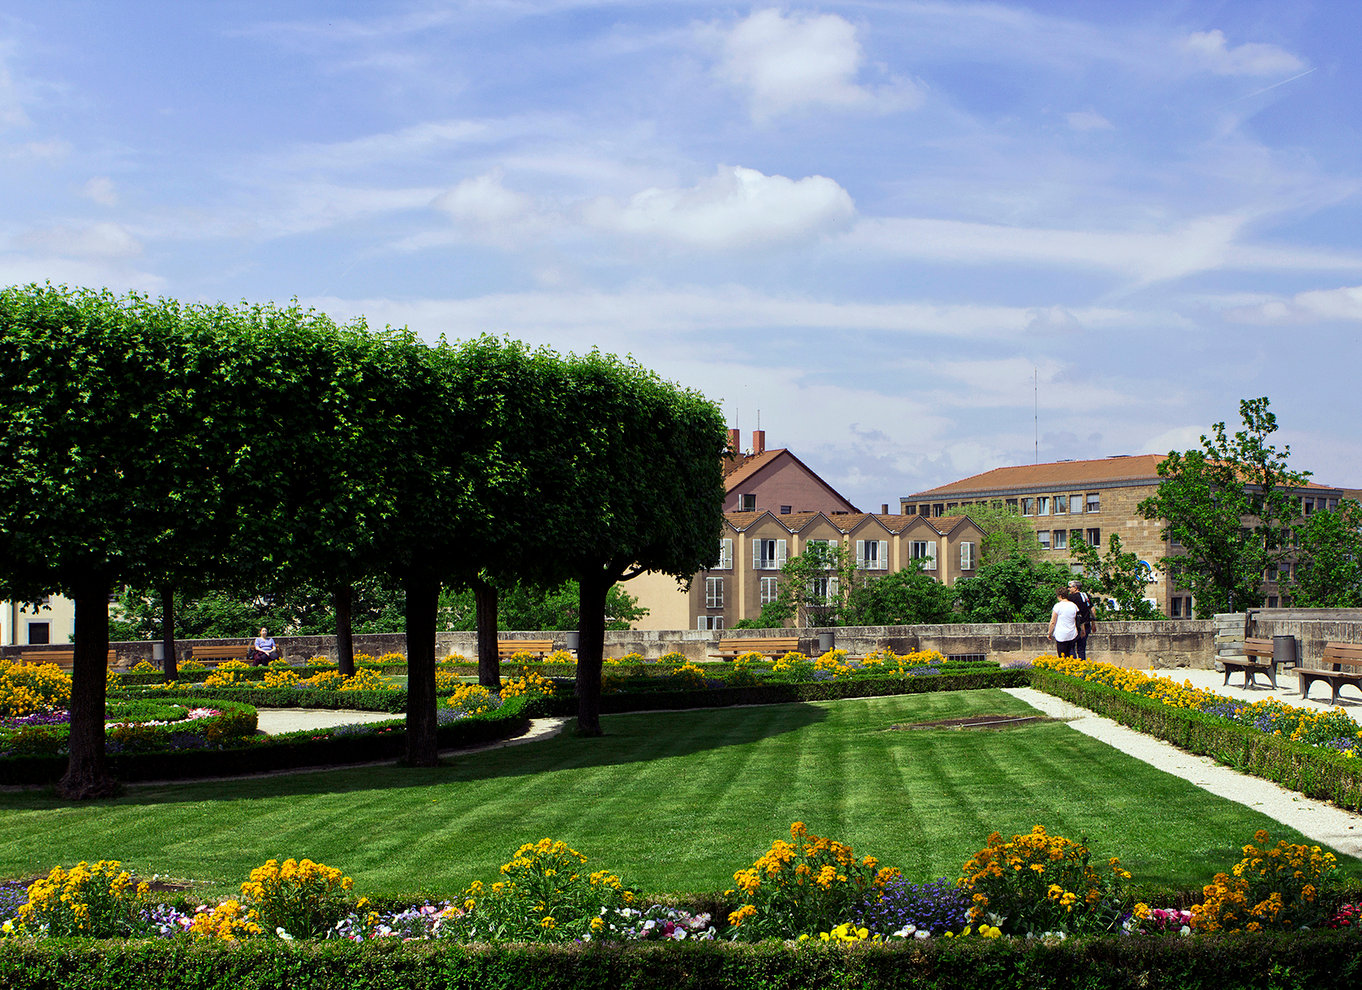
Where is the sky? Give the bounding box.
[3,1,1361,511]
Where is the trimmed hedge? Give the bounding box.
[1032,668,1362,812]
[1,931,1361,990]
[117,684,409,712]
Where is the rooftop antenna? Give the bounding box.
[1034,368,1039,465]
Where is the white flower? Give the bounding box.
[276,927,294,940]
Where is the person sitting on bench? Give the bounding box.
[249,627,278,666]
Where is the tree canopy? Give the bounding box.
[1290,499,1362,607]
[1137,397,1308,618]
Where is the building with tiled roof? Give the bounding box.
[629,431,981,629]
[901,455,1348,616]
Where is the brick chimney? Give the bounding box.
[752,430,765,455]
[881,504,889,514]
[727,428,740,454]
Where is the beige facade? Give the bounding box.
[630,510,986,630]
[902,455,1346,617]
[1,596,76,647]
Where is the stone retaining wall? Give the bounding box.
[2,620,1217,670]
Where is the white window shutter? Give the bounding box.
[752,540,761,568]
[855,540,865,569]
[926,540,937,570]
[877,540,888,570]
[829,575,840,598]
[776,539,787,567]
[720,538,732,569]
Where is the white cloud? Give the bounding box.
[3,138,70,161]
[846,213,1362,286]
[1180,29,1305,76]
[581,165,854,250]
[1142,426,1206,456]
[18,221,142,259]
[0,47,30,130]
[430,170,539,242]
[1227,285,1362,324]
[1065,110,1113,132]
[0,253,164,292]
[82,176,118,206]
[716,8,921,120]
[266,119,487,173]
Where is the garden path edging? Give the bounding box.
[1006,686,1362,860]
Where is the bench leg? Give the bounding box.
[1222,667,1232,686]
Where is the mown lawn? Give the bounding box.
[0,689,1356,899]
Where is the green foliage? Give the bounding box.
[954,557,1077,622]
[962,502,1043,565]
[762,541,859,627]
[1068,533,1164,619]
[1138,397,1309,617]
[1291,499,1362,607]
[843,559,958,625]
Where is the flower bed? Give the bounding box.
[1033,657,1362,755]
[0,699,257,758]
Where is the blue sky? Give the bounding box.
[3,1,1361,510]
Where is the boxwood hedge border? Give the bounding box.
[1,930,1360,990]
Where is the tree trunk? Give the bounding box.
[159,583,178,682]
[474,577,501,689]
[575,570,610,737]
[335,582,355,677]
[58,578,118,799]
[404,572,440,766]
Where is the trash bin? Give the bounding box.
[1272,634,1298,668]
[817,631,835,653]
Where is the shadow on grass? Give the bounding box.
[1,700,832,809]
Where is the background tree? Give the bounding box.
[843,559,958,626]
[962,502,1042,565]
[1068,533,1163,618]
[1137,397,1308,617]
[953,557,1076,623]
[1291,499,1362,607]
[760,542,859,627]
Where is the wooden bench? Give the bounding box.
[17,649,118,671]
[1296,642,1362,705]
[189,644,256,666]
[1220,637,1294,690]
[711,637,803,660]
[496,640,555,660]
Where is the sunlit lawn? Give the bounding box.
[1,689,1355,899]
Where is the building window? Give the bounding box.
[1071,493,1084,514]
[856,539,888,571]
[1036,496,1049,516]
[1086,492,1100,513]
[780,505,792,515]
[26,621,50,645]
[902,503,916,515]
[705,577,724,608]
[1171,598,1182,617]
[697,616,724,631]
[1054,495,1067,515]
[1005,498,1018,512]
[1053,529,1068,550]
[1302,497,1314,515]
[753,538,787,570]
[739,494,757,512]
[760,576,779,604]
[717,538,732,570]
[911,540,937,571]
[959,541,975,570]
[1086,528,1101,547]
[1037,531,1051,550]
[1266,564,1278,582]
[933,503,944,517]
[1021,497,1035,516]
[808,575,840,603]
[1330,498,1339,510]
[1170,533,1182,547]
[1267,596,1278,608]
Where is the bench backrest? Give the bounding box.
[1321,642,1362,672]
[190,645,251,658]
[497,640,554,655]
[1242,637,1274,659]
